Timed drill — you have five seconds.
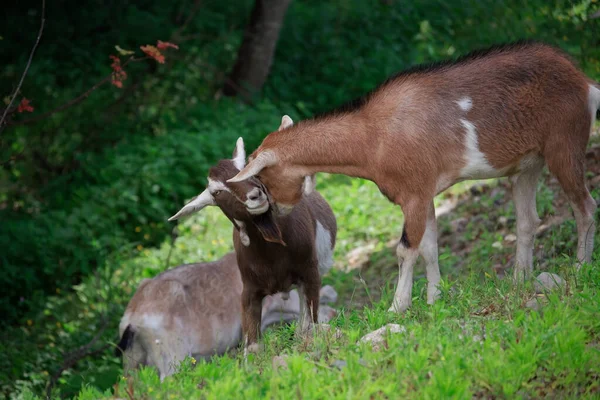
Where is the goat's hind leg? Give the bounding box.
[511,158,544,282]
[546,147,597,268]
[419,201,441,304]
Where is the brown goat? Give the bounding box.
[228,41,600,313]
[169,134,337,348]
[116,252,338,380]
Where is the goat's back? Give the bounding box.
[119,252,244,375]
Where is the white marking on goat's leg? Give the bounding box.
[297,286,311,334]
[389,244,419,313]
[456,96,472,112]
[243,335,249,362]
[511,160,544,281]
[572,194,597,267]
[419,202,440,304]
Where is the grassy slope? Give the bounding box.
[17,138,599,399]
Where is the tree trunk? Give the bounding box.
[222,0,292,99]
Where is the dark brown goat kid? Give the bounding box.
[169,129,337,349]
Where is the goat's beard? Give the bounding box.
[252,210,286,246]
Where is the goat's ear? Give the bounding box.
[232,137,246,170]
[227,151,278,183]
[278,115,294,131]
[302,174,316,195]
[252,212,286,246]
[168,189,215,221]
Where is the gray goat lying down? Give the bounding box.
[116,252,337,380]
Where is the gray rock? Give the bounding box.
[359,324,406,351]
[272,355,289,371]
[331,360,347,369]
[319,285,338,304]
[534,272,564,293]
[525,298,541,311]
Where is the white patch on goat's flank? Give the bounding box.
[458,119,502,180]
[207,178,231,194]
[315,221,333,276]
[456,97,472,112]
[142,313,164,330]
[589,84,600,130]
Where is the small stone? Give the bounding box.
[319,285,338,304]
[331,360,347,369]
[504,234,517,243]
[450,217,468,233]
[534,272,564,293]
[318,306,338,323]
[272,355,289,371]
[314,323,343,339]
[359,324,406,351]
[525,298,541,311]
[492,241,503,249]
[498,216,508,226]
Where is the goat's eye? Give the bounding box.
[213,190,222,196]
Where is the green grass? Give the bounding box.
[7,149,600,398]
[73,267,600,399]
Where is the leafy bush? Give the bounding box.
[1,0,600,397]
[0,99,283,323]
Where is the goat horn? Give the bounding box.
[168,189,215,221]
[278,115,294,131]
[227,151,278,183]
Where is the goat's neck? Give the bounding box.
[272,113,377,180]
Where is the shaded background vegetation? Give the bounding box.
[1,0,599,398]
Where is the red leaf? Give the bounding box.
[157,40,179,50]
[17,98,34,113]
[140,45,165,64]
[109,55,127,88]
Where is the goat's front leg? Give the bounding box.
[241,288,263,355]
[389,199,428,313]
[510,160,543,281]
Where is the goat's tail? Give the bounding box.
[115,324,135,357]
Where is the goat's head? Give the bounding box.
[169,138,287,244]
[227,115,313,215]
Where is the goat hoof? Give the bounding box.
[247,343,264,353]
[244,342,264,360]
[387,302,410,313]
[427,287,441,305]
